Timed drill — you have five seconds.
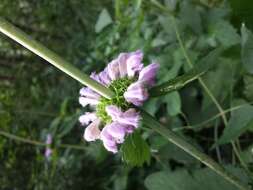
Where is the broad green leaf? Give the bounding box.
[150,48,223,97]
[121,132,150,167]
[145,167,249,190]
[241,144,253,164]
[244,74,253,100]
[95,9,113,33]
[179,1,202,34]
[165,91,181,116]
[241,24,253,73]
[217,102,253,145]
[210,20,240,48]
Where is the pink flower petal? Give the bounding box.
[83,119,101,142]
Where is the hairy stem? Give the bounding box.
[0,18,114,99]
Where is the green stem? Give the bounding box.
[0,18,114,99]
[141,111,250,190]
[0,130,87,151]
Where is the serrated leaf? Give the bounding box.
[150,48,223,97]
[95,9,112,33]
[241,24,253,73]
[217,103,253,145]
[145,166,249,190]
[121,132,150,167]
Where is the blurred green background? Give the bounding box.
[0,0,253,189]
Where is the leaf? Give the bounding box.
[145,167,249,190]
[165,91,181,116]
[241,24,253,73]
[179,1,202,34]
[217,102,253,145]
[121,132,151,167]
[244,74,253,100]
[150,48,223,97]
[211,20,240,48]
[95,9,112,33]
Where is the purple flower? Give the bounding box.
[126,50,144,77]
[83,119,101,142]
[124,81,148,106]
[79,112,97,125]
[45,148,52,158]
[117,53,129,77]
[138,62,159,86]
[107,60,120,81]
[78,50,159,154]
[79,87,100,107]
[44,134,52,158]
[106,122,127,143]
[100,126,118,153]
[46,134,52,145]
[99,69,111,86]
[106,105,140,128]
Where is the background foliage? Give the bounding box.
[0,0,253,189]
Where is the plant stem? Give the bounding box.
[0,18,114,99]
[0,130,87,151]
[141,111,250,190]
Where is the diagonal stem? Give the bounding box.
[0,18,114,99]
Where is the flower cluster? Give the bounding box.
[44,134,52,158]
[79,50,159,153]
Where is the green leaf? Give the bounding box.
[121,132,151,167]
[217,102,253,145]
[95,9,113,33]
[145,167,249,190]
[241,24,253,73]
[244,74,253,100]
[150,48,223,97]
[165,91,181,116]
[211,20,240,48]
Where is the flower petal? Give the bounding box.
[80,87,100,99]
[107,60,120,81]
[138,62,159,86]
[83,119,101,142]
[126,50,144,77]
[79,112,97,125]
[98,68,111,86]
[79,97,99,107]
[106,105,122,121]
[124,81,148,106]
[106,122,127,144]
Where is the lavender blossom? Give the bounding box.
[124,81,149,106]
[138,63,160,86]
[78,50,159,153]
[79,112,97,125]
[79,87,100,107]
[44,134,52,158]
[106,105,140,128]
[126,50,143,77]
[83,119,101,142]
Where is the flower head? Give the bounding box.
[79,50,159,153]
